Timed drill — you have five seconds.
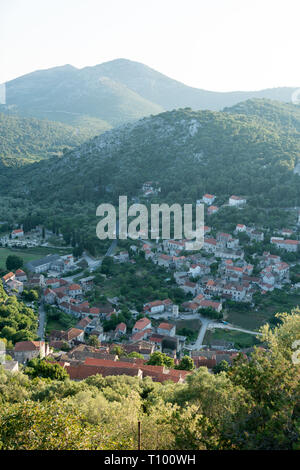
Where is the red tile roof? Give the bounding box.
[14,341,44,352]
[158,322,174,331]
[133,317,151,331]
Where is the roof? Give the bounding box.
[66,328,84,341]
[15,269,26,275]
[158,322,174,331]
[230,195,245,200]
[26,254,61,269]
[89,307,100,315]
[14,341,44,352]
[69,283,81,290]
[2,272,15,282]
[12,228,23,234]
[133,317,151,330]
[65,364,141,380]
[115,322,127,332]
[203,193,215,199]
[199,299,221,310]
[76,317,92,328]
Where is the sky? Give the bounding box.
[0,0,299,91]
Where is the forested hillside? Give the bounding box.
[2,100,299,208]
[0,112,111,166]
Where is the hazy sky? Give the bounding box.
[0,0,299,91]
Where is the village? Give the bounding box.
[1,188,300,383]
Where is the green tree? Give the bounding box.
[25,358,69,381]
[6,255,23,271]
[147,351,175,368]
[176,355,195,371]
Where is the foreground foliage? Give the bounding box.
[0,310,299,450]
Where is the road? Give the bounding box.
[149,311,261,350]
[37,302,46,340]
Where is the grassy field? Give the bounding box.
[225,291,300,331]
[0,246,71,269]
[204,328,262,349]
[45,312,78,335]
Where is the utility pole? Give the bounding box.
[138,421,141,450]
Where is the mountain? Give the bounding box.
[3,99,300,208]
[0,112,111,166]
[1,59,298,127]
[224,99,300,133]
[1,63,163,127]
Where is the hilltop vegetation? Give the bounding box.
[0,311,299,450]
[2,100,299,208]
[0,112,111,166]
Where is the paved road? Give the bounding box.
[149,311,261,350]
[37,302,46,340]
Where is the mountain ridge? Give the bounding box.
[1,59,298,128]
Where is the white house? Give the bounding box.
[203,194,216,205]
[229,196,247,207]
[144,300,165,314]
[11,228,24,239]
[157,322,176,337]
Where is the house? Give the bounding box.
[235,224,246,233]
[76,317,92,330]
[182,281,197,295]
[181,301,200,313]
[13,341,50,364]
[143,300,165,314]
[203,194,216,205]
[204,238,217,253]
[207,205,219,216]
[15,269,28,282]
[25,254,61,273]
[79,276,94,291]
[44,288,56,304]
[271,238,300,253]
[229,196,247,206]
[68,284,82,297]
[163,240,185,254]
[272,262,290,280]
[131,329,152,343]
[157,254,173,268]
[115,322,127,337]
[132,317,152,333]
[280,229,293,237]
[114,251,129,263]
[2,272,15,284]
[96,304,116,320]
[49,328,84,346]
[6,279,23,294]
[157,322,176,337]
[250,230,264,242]
[26,274,45,288]
[11,228,24,239]
[45,278,60,289]
[198,299,222,313]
